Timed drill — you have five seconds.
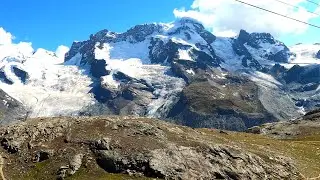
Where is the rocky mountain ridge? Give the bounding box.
[1,17,320,131]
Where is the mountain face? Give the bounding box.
[1,17,320,130]
[0,89,27,124]
[0,46,96,120]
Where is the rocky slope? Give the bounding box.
[0,89,27,124]
[248,108,320,139]
[1,17,320,131]
[0,116,310,180]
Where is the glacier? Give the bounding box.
[1,18,320,128]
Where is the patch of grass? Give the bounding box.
[199,129,320,178]
[22,161,55,180]
[67,167,151,180]
[19,158,154,180]
[3,116,319,179]
[66,161,153,180]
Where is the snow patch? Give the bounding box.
[94,43,111,60]
[109,40,151,64]
[259,42,284,55]
[144,66,185,118]
[212,37,242,71]
[248,71,282,88]
[186,69,195,75]
[178,49,193,61]
[99,56,186,117]
[102,73,120,90]
[105,58,144,78]
[289,44,320,65]
[2,100,8,107]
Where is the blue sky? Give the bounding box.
[281,0,320,45]
[0,0,192,50]
[1,0,320,51]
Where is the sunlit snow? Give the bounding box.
[93,43,186,117]
[0,44,95,117]
[178,49,193,61]
[289,44,320,65]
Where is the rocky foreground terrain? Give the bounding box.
[0,111,319,180]
[248,109,320,140]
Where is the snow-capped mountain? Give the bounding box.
[1,17,320,130]
[0,43,95,120]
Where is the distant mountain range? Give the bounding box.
[1,17,320,131]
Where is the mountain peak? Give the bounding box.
[123,23,163,42]
[4,19,320,130]
[174,17,205,29]
[237,29,276,46]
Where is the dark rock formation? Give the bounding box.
[283,64,320,84]
[148,38,179,64]
[0,71,13,85]
[316,50,320,59]
[233,30,291,65]
[90,60,109,78]
[269,63,287,77]
[167,76,276,131]
[12,66,29,83]
[232,31,262,70]
[0,89,27,125]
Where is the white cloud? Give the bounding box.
[0,27,13,45]
[174,0,320,37]
[0,27,34,60]
[0,27,69,62]
[55,45,69,59]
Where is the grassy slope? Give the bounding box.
[22,160,151,180]
[199,129,320,178]
[1,116,319,179]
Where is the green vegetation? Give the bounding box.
[67,167,152,180]
[18,160,152,180]
[2,116,319,179]
[200,129,320,178]
[21,161,52,180]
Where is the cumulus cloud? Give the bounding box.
[0,27,69,62]
[0,27,34,60]
[174,0,320,37]
[0,27,13,45]
[55,45,70,59]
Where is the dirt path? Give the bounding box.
[0,155,5,180]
